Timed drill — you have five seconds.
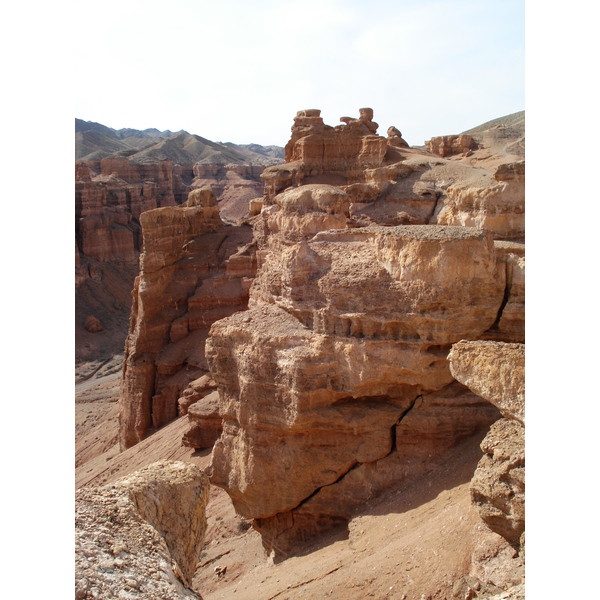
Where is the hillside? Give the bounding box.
[75,118,284,165]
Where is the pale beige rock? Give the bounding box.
[470,419,525,547]
[425,135,474,157]
[75,460,209,598]
[496,255,525,342]
[265,184,349,242]
[251,225,505,342]
[184,186,216,207]
[448,341,524,425]
[470,526,525,593]
[248,198,263,216]
[436,161,525,240]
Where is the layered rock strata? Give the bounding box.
[425,134,475,157]
[449,340,525,548]
[116,107,526,558]
[75,460,209,598]
[261,109,525,242]
[206,223,508,555]
[76,152,273,364]
[76,157,268,269]
[181,390,222,450]
[263,108,388,203]
[75,158,175,266]
[119,188,256,449]
[436,162,525,241]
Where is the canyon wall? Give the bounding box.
[118,108,525,557]
[119,188,256,449]
[76,152,274,364]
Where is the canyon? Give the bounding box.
[75,120,283,365]
[76,108,525,599]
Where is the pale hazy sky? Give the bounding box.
[73,0,524,147]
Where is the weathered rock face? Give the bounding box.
[448,341,525,426]
[263,108,388,203]
[75,460,209,598]
[113,107,526,559]
[448,340,525,549]
[470,418,525,546]
[252,225,506,341]
[75,159,174,265]
[436,161,525,240]
[178,374,217,416]
[387,125,409,148]
[119,189,256,449]
[425,134,475,157]
[75,152,275,365]
[206,224,507,555]
[482,243,525,343]
[182,390,222,450]
[252,382,501,555]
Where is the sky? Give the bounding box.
[73,0,524,147]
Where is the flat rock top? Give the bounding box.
[211,304,313,340]
[313,224,490,243]
[448,340,525,425]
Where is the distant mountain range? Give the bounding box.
[75,119,285,166]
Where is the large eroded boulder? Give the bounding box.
[448,340,524,425]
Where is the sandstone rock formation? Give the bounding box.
[262,108,387,203]
[448,340,525,549]
[470,418,525,546]
[76,123,284,365]
[119,188,256,449]
[84,315,103,333]
[425,134,475,157]
[116,108,526,560]
[75,460,209,598]
[206,221,509,555]
[436,161,525,241]
[387,125,409,148]
[448,341,525,426]
[177,374,217,416]
[182,390,222,450]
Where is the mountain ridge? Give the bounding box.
[75,118,284,166]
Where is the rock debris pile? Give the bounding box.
[75,461,209,599]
